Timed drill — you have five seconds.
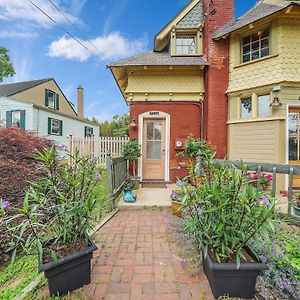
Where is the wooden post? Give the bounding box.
[68,135,73,165]
[272,167,277,197]
[106,153,115,210]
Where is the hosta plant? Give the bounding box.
[3,146,102,263]
[182,158,276,266]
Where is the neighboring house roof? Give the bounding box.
[0,78,77,115]
[108,51,208,67]
[213,1,299,39]
[176,1,204,29]
[0,78,51,97]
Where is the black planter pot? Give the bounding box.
[38,237,97,296]
[203,247,267,299]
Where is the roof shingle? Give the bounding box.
[176,1,204,29]
[213,1,296,39]
[108,51,208,67]
[0,78,52,97]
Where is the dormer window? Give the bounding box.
[176,36,196,55]
[242,30,270,63]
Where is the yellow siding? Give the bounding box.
[228,120,284,163]
[228,14,300,93]
[125,69,204,102]
[11,80,77,117]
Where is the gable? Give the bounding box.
[154,0,203,51]
[10,79,77,117]
[176,1,203,29]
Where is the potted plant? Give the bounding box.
[4,146,101,296]
[123,178,137,203]
[182,157,275,299]
[170,190,184,217]
[121,139,142,189]
[292,194,300,216]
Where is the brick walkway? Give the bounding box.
[75,209,214,300]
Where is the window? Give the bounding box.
[258,95,270,117]
[45,89,59,110]
[242,30,269,63]
[85,126,94,137]
[6,110,25,130]
[176,36,196,55]
[12,111,21,127]
[48,118,63,136]
[240,98,252,119]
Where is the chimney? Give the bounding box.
[77,85,84,118]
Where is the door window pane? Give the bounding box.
[147,122,154,140]
[241,98,252,118]
[153,142,162,159]
[258,95,270,117]
[146,141,153,159]
[154,123,162,140]
[289,137,298,160]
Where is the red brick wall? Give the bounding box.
[203,0,234,158]
[129,102,201,182]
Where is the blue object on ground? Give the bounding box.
[123,188,137,203]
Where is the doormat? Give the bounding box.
[141,182,167,188]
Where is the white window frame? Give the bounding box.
[176,36,196,55]
[241,31,270,63]
[50,118,61,136]
[48,90,55,109]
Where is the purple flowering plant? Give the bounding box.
[182,157,276,267]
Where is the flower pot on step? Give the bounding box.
[39,237,97,296]
[171,200,182,218]
[203,246,267,299]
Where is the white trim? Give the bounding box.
[285,104,300,190]
[138,111,170,181]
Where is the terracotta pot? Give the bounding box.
[171,201,182,218]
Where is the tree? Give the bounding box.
[0,47,15,82]
[99,114,129,137]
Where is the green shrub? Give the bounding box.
[121,140,141,178]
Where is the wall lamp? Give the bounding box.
[130,119,138,128]
[269,97,282,108]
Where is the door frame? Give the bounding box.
[138,111,170,181]
[285,104,300,190]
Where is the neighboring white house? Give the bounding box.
[0,78,99,145]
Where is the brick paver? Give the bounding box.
[75,209,214,299]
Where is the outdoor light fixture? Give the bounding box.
[269,97,282,108]
[130,119,137,128]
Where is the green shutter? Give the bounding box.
[59,120,63,136]
[6,111,12,127]
[56,94,59,110]
[45,89,49,107]
[48,118,52,135]
[20,110,26,130]
[84,126,87,138]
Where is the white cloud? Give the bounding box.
[47,32,148,62]
[0,0,81,28]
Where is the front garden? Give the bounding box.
[0,130,299,299]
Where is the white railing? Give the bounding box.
[68,135,129,167]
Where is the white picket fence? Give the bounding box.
[68,135,129,167]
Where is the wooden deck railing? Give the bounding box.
[196,157,300,222]
[106,154,127,210]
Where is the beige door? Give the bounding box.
[142,119,166,180]
[288,108,300,188]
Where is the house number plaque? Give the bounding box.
[150,112,159,116]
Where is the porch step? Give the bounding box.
[141,180,167,188]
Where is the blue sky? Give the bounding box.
[0,0,256,121]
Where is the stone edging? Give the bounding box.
[15,208,120,300]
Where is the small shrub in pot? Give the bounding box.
[3,146,102,296]
[182,156,276,298]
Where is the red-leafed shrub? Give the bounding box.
[0,127,52,263]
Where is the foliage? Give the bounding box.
[248,171,273,190]
[121,140,142,178]
[0,255,38,300]
[170,190,185,203]
[0,127,52,264]
[294,193,300,207]
[182,155,276,266]
[178,136,215,178]
[0,46,15,82]
[98,114,129,137]
[251,227,300,300]
[3,146,103,263]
